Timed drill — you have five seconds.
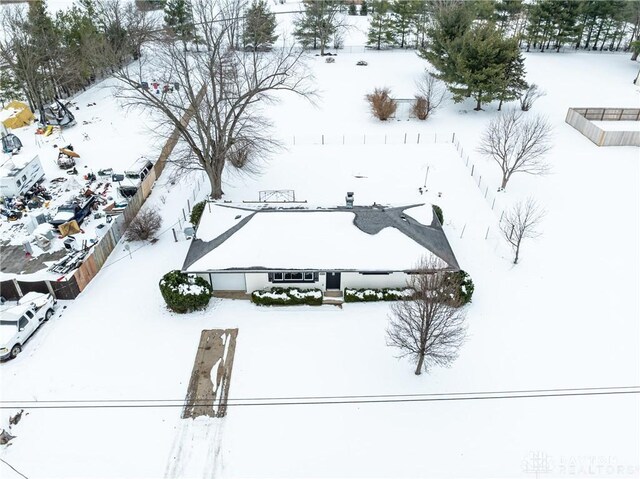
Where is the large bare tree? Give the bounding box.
[477,109,553,191]
[113,0,314,199]
[500,197,546,264]
[387,257,467,376]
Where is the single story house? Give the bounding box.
[181,201,460,295]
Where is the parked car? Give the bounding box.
[0,292,57,360]
[49,195,97,227]
[356,60,368,66]
[114,157,154,199]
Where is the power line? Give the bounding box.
[1,387,638,410]
[0,458,29,479]
[1,385,638,404]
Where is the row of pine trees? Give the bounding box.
[361,0,640,53]
[1,0,639,112]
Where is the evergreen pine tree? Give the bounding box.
[552,1,580,51]
[360,0,368,16]
[348,2,357,15]
[164,0,195,46]
[243,0,278,51]
[418,2,473,83]
[390,0,417,48]
[366,1,394,50]
[494,0,523,34]
[496,43,528,110]
[26,0,63,109]
[0,69,23,107]
[55,5,101,90]
[453,22,514,110]
[422,10,520,111]
[293,0,344,55]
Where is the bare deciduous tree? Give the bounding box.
[113,0,315,199]
[387,256,467,375]
[477,109,553,191]
[413,70,446,120]
[125,206,163,241]
[500,197,545,264]
[366,87,397,121]
[518,83,545,111]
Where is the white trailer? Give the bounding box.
[0,154,45,198]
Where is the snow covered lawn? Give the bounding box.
[1,38,639,479]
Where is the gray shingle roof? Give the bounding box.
[182,203,459,272]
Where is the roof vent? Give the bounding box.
[345,192,354,208]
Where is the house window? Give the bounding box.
[22,175,27,181]
[268,272,318,283]
[16,179,21,187]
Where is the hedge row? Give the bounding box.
[344,288,414,303]
[159,270,212,314]
[251,287,323,306]
[446,270,474,305]
[190,201,206,228]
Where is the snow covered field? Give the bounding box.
[1,17,639,479]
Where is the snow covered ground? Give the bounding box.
[1,13,639,479]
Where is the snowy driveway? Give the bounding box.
[183,329,238,419]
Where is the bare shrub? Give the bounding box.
[412,96,428,120]
[519,83,546,111]
[413,70,446,120]
[125,207,163,241]
[366,87,397,121]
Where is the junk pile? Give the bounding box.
[39,99,76,128]
[57,144,79,170]
[0,182,52,222]
[1,133,22,154]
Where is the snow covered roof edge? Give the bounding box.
[182,203,460,272]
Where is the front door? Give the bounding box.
[326,272,341,290]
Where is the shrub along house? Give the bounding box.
[181,199,460,296]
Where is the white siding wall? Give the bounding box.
[210,273,246,291]
[245,273,326,293]
[199,271,410,293]
[341,272,410,290]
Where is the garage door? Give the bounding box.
[210,273,246,291]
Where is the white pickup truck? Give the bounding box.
[0,292,56,360]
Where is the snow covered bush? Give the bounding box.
[344,288,414,303]
[432,204,443,224]
[125,206,162,241]
[366,87,397,121]
[441,270,474,306]
[251,287,323,306]
[190,201,206,228]
[159,270,213,313]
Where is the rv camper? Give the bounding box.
[0,155,45,198]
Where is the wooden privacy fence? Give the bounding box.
[0,87,204,301]
[565,108,640,147]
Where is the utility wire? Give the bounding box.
[1,385,638,404]
[1,387,638,410]
[0,458,29,479]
